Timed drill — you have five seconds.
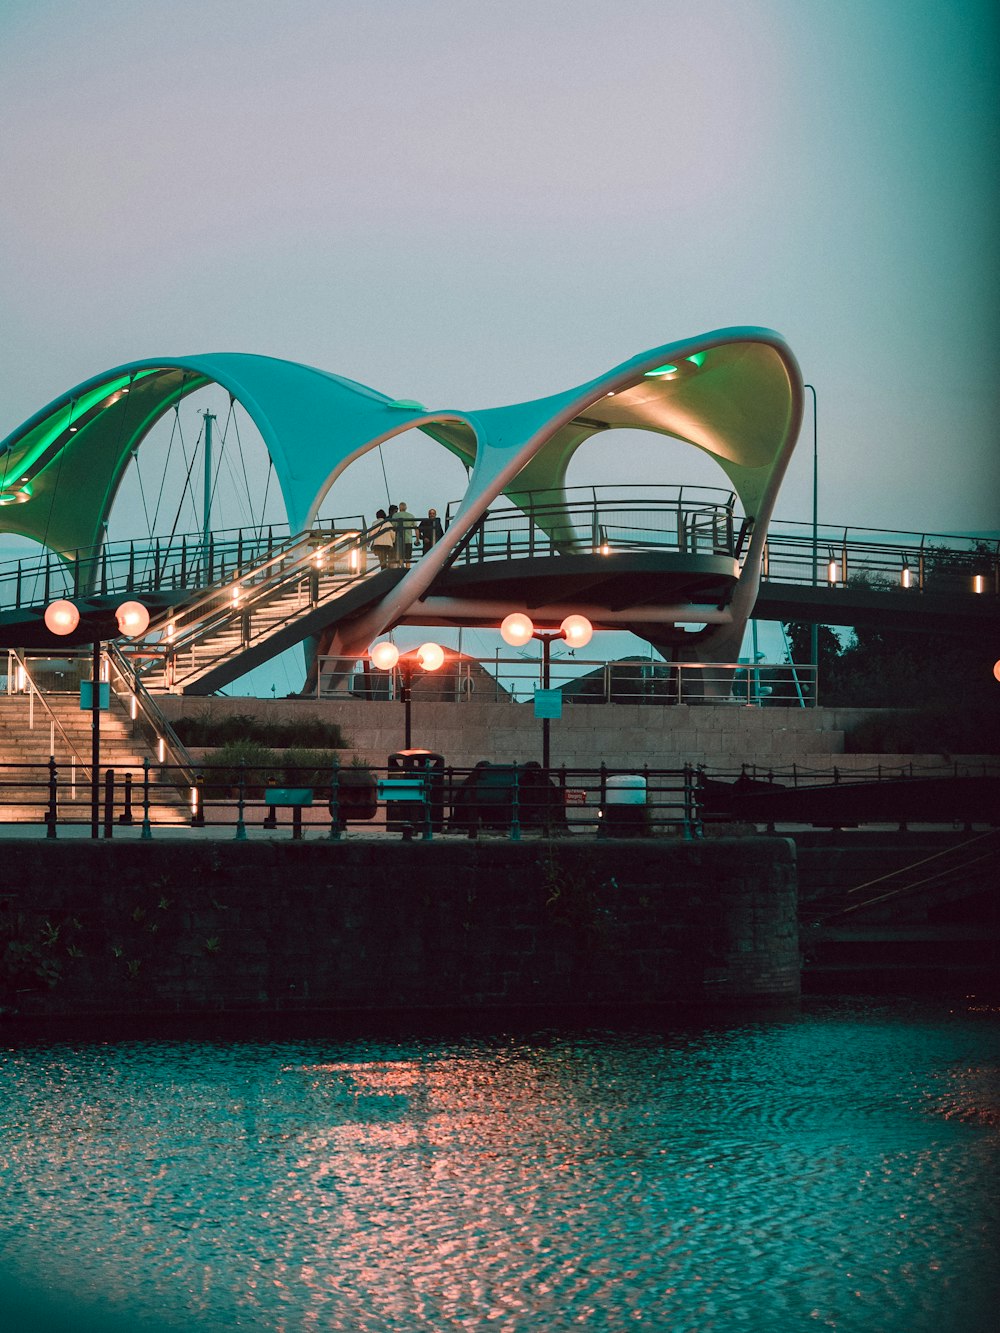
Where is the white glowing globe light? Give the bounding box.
[44,599,80,636]
[417,642,445,672]
[500,612,534,647]
[370,640,400,670]
[560,614,593,648]
[115,600,150,636]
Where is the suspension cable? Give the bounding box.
[150,403,182,534]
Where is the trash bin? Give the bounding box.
[387,749,445,831]
[601,774,650,836]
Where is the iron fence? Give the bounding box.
[0,759,704,840]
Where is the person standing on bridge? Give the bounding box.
[396,502,417,567]
[418,508,443,556]
[369,508,394,570]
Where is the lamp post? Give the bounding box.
[804,383,819,686]
[499,612,593,770]
[370,639,445,749]
[44,597,150,838]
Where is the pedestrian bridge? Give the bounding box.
[0,487,995,695]
[1,331,996,693]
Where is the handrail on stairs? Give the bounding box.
[125,526,371,689]
[105,642,196,784]
[6,648,96,779]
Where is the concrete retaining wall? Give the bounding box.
[0,838,799,1019]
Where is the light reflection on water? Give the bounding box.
[1,998,998,1332]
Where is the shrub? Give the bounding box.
[279,748,344,793]
[200,740,278,796]
[173,712,347,749]
[845,707,1000,755]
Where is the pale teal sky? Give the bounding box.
[1,0,998,539]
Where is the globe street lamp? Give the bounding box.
[500,613,593,770]
[45,597,150,838]
[370,639,445,750]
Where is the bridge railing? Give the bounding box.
[443,486,739,564]
[0,515,367,610]
[761,523,1000,594]
[316,655,818,707]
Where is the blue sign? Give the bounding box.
[79,681,110,710]
[534,688,562,720]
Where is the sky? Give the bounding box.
[1,0,998,690]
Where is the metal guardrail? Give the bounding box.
[444,486,739,564]
[316,656,819,706]
[4,649,95,776]
[0,760,704,840]
[4,758,997,837]
[0,516,366,610]
[761,522,1000,593]
[3,493,994,621]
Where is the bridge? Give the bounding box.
[0,490,994,696]
[1,331,996,695]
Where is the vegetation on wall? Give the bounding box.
[173,711,347,749]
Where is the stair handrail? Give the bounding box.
[105,642,196,784]
[7,649,95,779]
[143,526,368,649]
[124,529,373,689]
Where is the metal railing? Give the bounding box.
[0,759,704,840]
[444,485,738,564]
[316,655,819,707]
[761,522,1000,594]
[0,516,366,610]
[105,642,196,783]
[3,649,96,776]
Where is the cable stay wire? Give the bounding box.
[228,398,258,531]
[377,441,391,509]
[150,404,182,536]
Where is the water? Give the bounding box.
[2,998,998,1332]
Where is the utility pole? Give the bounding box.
[202,410,216,548]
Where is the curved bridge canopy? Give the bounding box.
[0,329,803,661]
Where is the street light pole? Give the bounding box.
[537,631,559,771]
[500,613,593,772]
[91,638,101,838]
[804,383,819,684]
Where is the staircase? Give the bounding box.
[0,689,189,825]
[123,528,384,695]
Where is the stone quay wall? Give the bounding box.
[0,838,799,1020]
[156,696,991,777]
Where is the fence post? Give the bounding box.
[235,761,247,840]
[510,763,521,842]
[597,762,608,838]
[103,768,115,839]
[141,757,152,838]
[46,756,58,839]
[422,774,433,842]
[263,775,278,829]
[328,756,341,840]
[119,772,134,825]
[190,773,205,827]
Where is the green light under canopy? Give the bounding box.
[643,364,678,378]
[686,352,706,367]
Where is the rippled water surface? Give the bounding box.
[2,999,999,1332]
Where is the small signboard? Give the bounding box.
[564,789,588,806]
[79,681,110,710]
[264,787,314,807]
[377,778,425,802]
[533,688,563,720]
